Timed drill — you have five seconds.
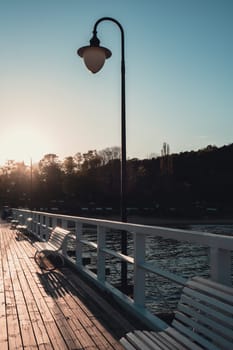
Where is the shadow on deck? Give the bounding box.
[0,222,139,350]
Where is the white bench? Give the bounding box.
[121,277,233,350]
[34,226,72,271]
[16,217,33,238]
[11,214,23,229]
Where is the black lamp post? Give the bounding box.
[77,17,127,291]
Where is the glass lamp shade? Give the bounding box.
[78,46,112,73]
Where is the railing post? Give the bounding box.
[44,215,50,240]
[75,221,83,267]
[62,218,68,229]
[134,233,146,307]
[32,212,35,235]
[38,214,42,239]
[209,247,232,286]
[97,226,106,283]
[36,214,40,237]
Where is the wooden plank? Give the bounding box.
[6,231,39,349]
[10,252,52,348]
[120,337,137,350]
[187,279,233,304]
[179,294,233,327]
[192,276,233,296]
[0,225,127,350]
[133,330,167,350]
[0,232,8,350]
[2,227,68,349]
[10,232,69,349]
[150,331,187,350]
[177,301,233,338]
[126,332,154,350]
[164,326,204,350]
[183,286,233,314]
[2,243,23,349]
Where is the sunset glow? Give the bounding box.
[0,1,232,166]
[0,126,52,165]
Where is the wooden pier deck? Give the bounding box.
[0,222,135,349]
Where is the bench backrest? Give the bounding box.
[26,217,32,226]
[48,226,71,250]
[173,277,233,350]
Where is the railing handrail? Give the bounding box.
[12,208,233,330]
[16,209,233,250]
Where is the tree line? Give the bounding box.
[1,143,233,219]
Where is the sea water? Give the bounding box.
[78,224,233,314]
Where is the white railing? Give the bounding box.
[12,208,233,329]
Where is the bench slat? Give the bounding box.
[171,319,221,350]
[34,227,71,254]
[187,280,233,305]
[182,287,233,315]
[174,311,233,349]
[163,326,203,350]
[179,294,233,328]
[133,331,165,350]
[120,337,137,350]
[145,331,186,350]
[120,277,233,350]
[192,277,233,296]
[126,332,156,350]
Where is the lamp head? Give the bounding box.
[77,32,112,73]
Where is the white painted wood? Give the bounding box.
[126,332,153,350]
[75,221,83,266]
[97,226,106,282]
[36,214,40,236]
[153,331,187,350]
[179,294,233,327]
[134,331,169,350]
[120,338,137,350]
[188,280,233,305]
[140,262,186,286]
[34,226,71,252]
[101,248,134,263]
[80,239,98,249]
[121,277,233,349]
[164,326,205,350]
[61,218,68,229]
[183,286,233,313]
[44,215,50,240]
[12,208,233,336]
[210,247,232,285]
[134,233,146,307]
[193,276,233,295]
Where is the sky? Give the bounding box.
[0,0,232,165]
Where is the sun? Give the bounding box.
[0,126,52,165]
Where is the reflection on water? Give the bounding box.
[69,224,233,314]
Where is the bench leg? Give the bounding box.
[34,250,64,271]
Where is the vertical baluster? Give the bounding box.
[32,212,36,235]
[62,218,68,229]
[38,214,42,238]
[209,247,231,286]
[51,216,56,229]
[134,233,146,307]
[97,226,106,283]
[75,221,83,267]
[36,213,40,237]
[44,215,49,240]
